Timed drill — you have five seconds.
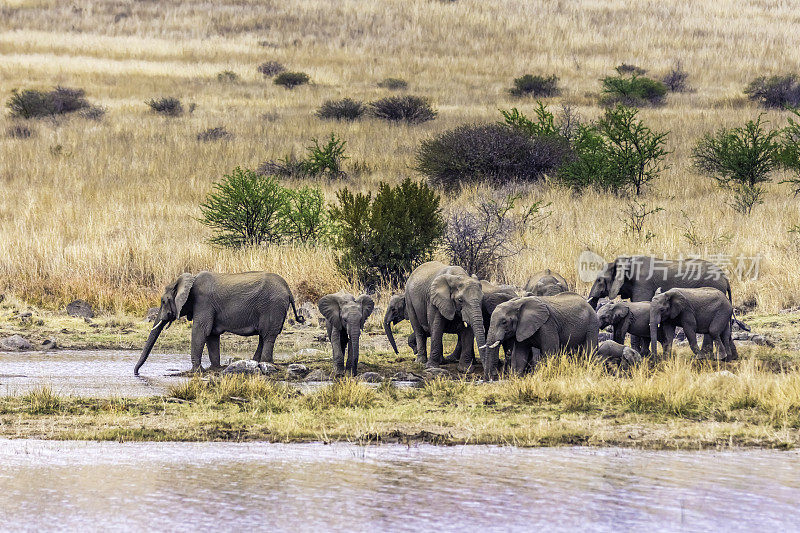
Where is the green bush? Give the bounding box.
[274,71,310,89]
[692,116,782,214]
[217,70,239,82]
[146,97,183,116]
[557,105,669,195]
[509,74,559,97]
[780,108,800,194]
[600,74,667,107]
[6,86,90,119]
[330,178,444,287]
[199,168,328,247]
[302,133,348,176]
[316,98,365,121]
[369,95,436,123]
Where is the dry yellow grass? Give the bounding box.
[1,0,800,315]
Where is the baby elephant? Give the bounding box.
[597,300,667,357]
[650,287,738,361]
[318,292,375,376]
[596,340,642,370]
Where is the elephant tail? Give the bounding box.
[289,294,305,324]
[726,283,750,332]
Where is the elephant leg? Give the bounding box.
[723,323,738,362]
[501,340,514,374]
[345,336,356,376]
[510,342,530,375]
[427,314,445,368]
[457,328,475,373]
[259,334,277,363]
[407,334,418,355]
[684,323,701,357]
[252,336,264,361]
[207,334,222,369]
[442,334,462,364]
[638,336,651,358]
[660,324,675,360]
[700,334,714,356]
[189,326,206,373]
[529,346,542,372]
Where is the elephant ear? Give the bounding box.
[356,294,375,329]
[430,274,457,321]
[668,291,688,319]
[611,304,629,324]
[608,259,628,299]
[516,298,550,342]
[318,294,343,330]
[173,273,195,317]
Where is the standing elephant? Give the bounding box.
[597,300,667,357]
[404,262,487,372]
[649,287,738,361]
[134,271,304,375]
[383,292,462,363]
[483,292,599,379]
[587,256,732,309]
[477,280,520,367]
[318,292,375,376]
[525,269,569,296]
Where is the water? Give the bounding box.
[0,440,797,531]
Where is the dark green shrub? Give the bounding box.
[744,75,800,109]
[258,61,286,78]
[316,98,365,121]
[330,178,444,287]
[302,133,348,176]
[200,168,289,247]
[416,123,571,190]
[615,63,647,76]
[600,74,667,107]
[146,97,183,116]
[274,71,310,89]
[693,116,782,213]
[217,70,239,82]
[780,108,800,194]
[370,95,436,123]
[281,186,328,243]
[197,126,233,142]
[509,74,559,97]
[377,78,408,90]
[6,86,90,119]
[557,105,669,195]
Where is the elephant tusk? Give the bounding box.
[488,341,501,349]
[478,344,487,350]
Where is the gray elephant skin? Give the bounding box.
[483,292,599,379]
[587,255,732,309]
[403,262,487,371]
[318,291,375,376]
[597,300,667,357]
[649,287,738,361]
[383,293,418,355]
[596,340,642,370]
[135,271,304,375]
[525,269,569,296]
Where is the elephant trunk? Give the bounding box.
[134,319,167,375]
[349,324,361,375]
[650,314,660,359]
[384,318,399,355]
[482,327,502,379]
[467,305,486,369]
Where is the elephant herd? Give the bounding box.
[134,255,747,380]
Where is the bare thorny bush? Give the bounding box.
[443,189,550,280]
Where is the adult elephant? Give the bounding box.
[483,292,599,379]
[134,271,304,375]
[384,293,462,363]
[403,262,487,372]
[587,255,732,309]
[524,269,569,296]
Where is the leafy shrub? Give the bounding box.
[370,95,436,123]
[217,70,239,82]
[302,133,348,176]
[258,61,286,78]
[6,86,90,119]
[780,108,800,194]
[6,124,34,138]
[444,192,550,279]
[79,105,106,121]
[281,186,328,243]
[146,97,183,116]
[316,98,365,121]
[744,75,800,109]
[600,74,667,107]
[330,178,444,287]
[615,63,647,76]
[274,71,310,89]
[557,105,669,195]
[509,74,559,97]
[693,116,782,214]
[377,77,408,90]
[197,126,233,142]
[416,123,571,190]
[662,61,689,92]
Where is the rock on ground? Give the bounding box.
[222,360,261,375]
[66,300,94,318]
[305,369,332,382]
[258,362,280,377]
[424,367,452,379]
[359,372,383,383]
[391,371,424,382]
[287,363,310,380]
[41,339,58,350]
[297,348,323,357]
[0,335,32,351]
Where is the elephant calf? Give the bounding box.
[319,291,375,376]
[596,340,642,370]
[597,300,668,357]
[524,269,569,296]
[650,287,738,361]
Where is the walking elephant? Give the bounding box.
[597,300,668,357]
[404,262,487,372]
[525,269,569,296]
[383,292,462,363]
[649,287,738,361]
[483,292,599,379]
[134,271,304,375]
[318,292,375,376]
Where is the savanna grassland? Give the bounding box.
[1,0,800,316]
